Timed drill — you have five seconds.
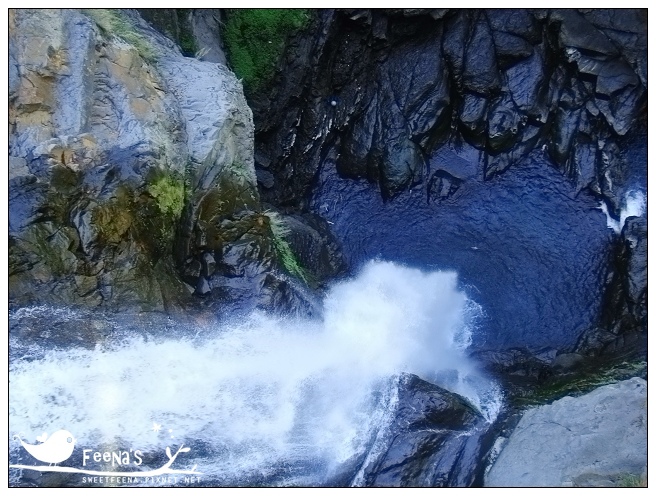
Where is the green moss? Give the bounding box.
[223,9,310,91]
[514,359,647,407]
[176,9,198,57]
[617,473,647,487]
[39,166,80,225]
[24,224,78,277]
[83,9,157,63]
[91,191,135,244]
[265,212,310,284]
[147,174,185,218]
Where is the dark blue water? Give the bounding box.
[311,143,614,352]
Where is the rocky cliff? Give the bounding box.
[8,8,343,315]
[238,8,647,361]
[6,8,648,489]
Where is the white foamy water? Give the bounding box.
[9,261,501,484]
[599,190,646,234]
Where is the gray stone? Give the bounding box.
[8,9,258,311]
[485,378,647,487]
[463,13,500,95]
[191,9,227,65]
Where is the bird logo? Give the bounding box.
[14,430,76,465]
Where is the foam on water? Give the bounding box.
[599,190,646,234]
[9,261,502,484]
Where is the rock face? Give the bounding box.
[485,377,647,487]
[8,8,343,315]
[249,9,646,209]
[239,7,646,360]
[355,374,491,487]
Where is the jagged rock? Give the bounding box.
[579,9,647,87]
[380,137,424,199]
[459,93,488,143]
[243,8,645,215]
[427,170,463,202]
[473,347,558,382]
[8,8,259,312]
[190,9,228,64]
[623,217,647,312]
[227,7,646,358]
[356,374,489,487]
[487,93,522,152]
[462,13,500,95]
[201,251,216,278]
[270,213,347,284]
[485,378,647,487]
[550,9,619,56]
[506,49,548,121]
[549,107,582,167]
[195,276,211,295]
[442,11,471,85]
[486,8,541,43]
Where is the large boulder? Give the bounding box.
[356,374,490,487]
[485,377,647,487]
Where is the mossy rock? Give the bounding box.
[223,9,311,91]
[147,172,185,218]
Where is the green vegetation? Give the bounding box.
[223,9,310,91]
[83,9,157,63]
[265,211,310,284]
[147,173,185,218]
[91,188,135,244]
[617,473,647,487]
[514,359,647,407]
[176,9,198,57]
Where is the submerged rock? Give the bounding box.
[485,377,647,487]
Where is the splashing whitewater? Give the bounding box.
[9,261,502,485]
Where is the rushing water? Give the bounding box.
[9,261,502,487]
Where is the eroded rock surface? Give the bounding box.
[9,9,343,315]
[485,377,647,487]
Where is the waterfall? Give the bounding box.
[9,261,501,485]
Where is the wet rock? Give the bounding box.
[442,11,471,85]
[195,276,211,295]
[485,378,647,487]
[255,168,275,189]
[277,213,347,285]
[190,9,227,64]
[459,93,488,143]
[201,251,216,278]
[8,9,257,312]
[385,31,450,143]
[506,49,547,121]
[463,13,500,95]
[473,348,558,382]
[380,137,424,199]
[597,140,628,216]
[623,216,647,312]
[551,352,584,371]
[486,9,541,44]
[595,84,645,136]
[579,9,647,87]
[428,170,463,203]
[549,107,581,167]
[551,9,619,56]
[357,374,489,487]
[487,93,522,152]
